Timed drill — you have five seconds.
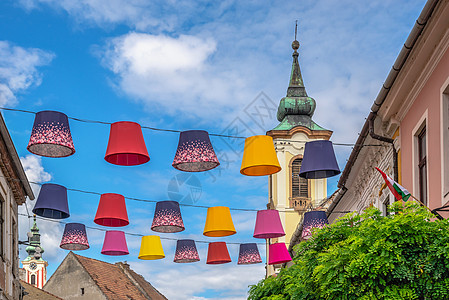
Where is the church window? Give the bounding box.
[31,275,36,285]
[291,158,309,198]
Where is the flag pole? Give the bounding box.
[408,194,444,220]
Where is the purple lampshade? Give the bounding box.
[27,110,75,158]
[101,231,129,255]
[174,239,200,263]
[172,130,220,172]
[32,183,70,219]
[60,223,89,250]
[151,201,185,233]
[301,210,329,240]
[299,140,340,179]
[268,242,292,265]
[238,243,262,265]
[253,210,285,239]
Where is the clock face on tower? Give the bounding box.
[29,262,37,270]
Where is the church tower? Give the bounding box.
[266,32,332,276]
[21,215,48,289]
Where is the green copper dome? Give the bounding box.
[272,39,328,132]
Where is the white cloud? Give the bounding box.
[0,41,54,106]
[130,261,264,300]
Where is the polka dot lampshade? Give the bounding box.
[238,243,262,265]
[174,239,200,263]
[60,223,89,250]
[301,210,329,240]
[27,111,75,158]
[172,130,220,172]
[151,201,185,233]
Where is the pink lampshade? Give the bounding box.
[101,231,129,256]
[253,210,285,239]
[268,242,292,265]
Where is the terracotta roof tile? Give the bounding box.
[21,280,64,300]
[73,253,166,300]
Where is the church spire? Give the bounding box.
[25,215,44,259]
[272,23,328,132]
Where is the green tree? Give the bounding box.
[248,201,449,300]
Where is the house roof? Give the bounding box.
[73,253,167,300]
[21,280,64,300]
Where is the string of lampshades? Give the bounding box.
[6,108,345,265]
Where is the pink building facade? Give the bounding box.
[328,0,449,219]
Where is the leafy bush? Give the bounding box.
[248,201,449,300]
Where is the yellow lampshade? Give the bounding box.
[203,206,236,237]
[138,235,165,260]
[240,135,281,176]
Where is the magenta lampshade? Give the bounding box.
[60,223,89,250]
[238,243,262,265]
[299,140,340,179]
[172,130,220,172]
[101,230,129,255]
[268,243,292,265]
[33,183,70,219]
[174,239,200,263]
[253,210,285,239]
[151,201,185,233]
[301,210,329,240]
[27,110,75,158]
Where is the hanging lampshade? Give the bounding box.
[299,140,340,179]
[32,183,70,219]
[253,210,285,239]
[203,206,236,237]
[60,223,89,250]
[301,210,329,240]
[268,242,292,265]
[27,110,75,158]
[94,193,129,227]
[104,121,150,166]
[240,135,281,176]
[101,230,129,255]
[206,242,231,264]
[174,239,200,263]
[238,243,262,265]
[172,130,220,172]
[151,201,185,233]
[138,235,165,260]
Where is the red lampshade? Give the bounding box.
[94,193,129,227]
[105,121,150,166]
[206,242,231,264]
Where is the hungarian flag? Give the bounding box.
[375,167,411,201]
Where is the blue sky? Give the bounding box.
[0,0,427,299]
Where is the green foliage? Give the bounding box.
[248,202,449,300]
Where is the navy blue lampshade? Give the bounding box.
[172,130,220,172]
[301,211,329,240]
[299,140,340,179]
[60,223,89,250]
[32,183,70,219]
[174,239,200,263]
[151,201,185,233]
[238,243,262,265]
[27,110,75,158]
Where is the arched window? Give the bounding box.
[291,158,309,198]
[31,274,36,285]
